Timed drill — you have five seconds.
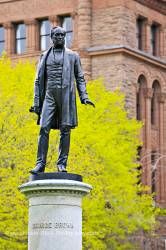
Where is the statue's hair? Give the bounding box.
[50,26,66,38]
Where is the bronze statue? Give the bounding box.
[30,26,94,174]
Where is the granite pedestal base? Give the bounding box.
[19,173,92,250]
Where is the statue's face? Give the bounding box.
[51,27,66,48]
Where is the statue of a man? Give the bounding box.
[30,26,94,174]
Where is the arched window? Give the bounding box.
[151,81,161,126]
[136,75,147,120]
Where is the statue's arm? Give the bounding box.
[29,55,43,115]
[74,53,95,107]
[74,53,88,103]
[33,55,43,112]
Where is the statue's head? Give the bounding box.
[50,26,66,48]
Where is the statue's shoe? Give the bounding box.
[29,165,45,174]
[57,165,67,172]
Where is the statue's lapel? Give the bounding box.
[39,47,52,77]
[62,48,70,80]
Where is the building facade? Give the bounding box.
[0,0,166,248]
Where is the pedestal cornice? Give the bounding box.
[19,179,92,198]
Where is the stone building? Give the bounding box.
[0,0,166,248]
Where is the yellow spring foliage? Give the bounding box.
[0,56,157,250]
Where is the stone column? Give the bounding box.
[145,20,152,54]
[77,0,92,80]
[159,27,165,58]
[25,19,39,53]
[162,26,166,59]
[158,94,166,204]
[4,22,15,55]
[143,88,153,189]
[155,25,160,57]
[141,19,147,51]
[19,173,92,250]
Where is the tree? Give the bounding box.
[0,56,36,249]
[69,80,157,250]
[0,56,157,250]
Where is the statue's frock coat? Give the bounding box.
[34,47,88,129]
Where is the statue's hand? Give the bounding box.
[29,106,40,115]
[82,99,95,108]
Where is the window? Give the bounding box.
[40,20,51,51]
[136,75,147,121]
[151,92,155,125]
[61,16,73,48]
[136,18,143,50]
[15,23,26,54]
[151,81,161,125]
[136,18,145,50]
[151,151,157,194]
[136,91,141,120]
[150,23,159,56]
[137,146,142,185]
[0,26,5,55]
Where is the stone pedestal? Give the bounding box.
[19,173,92,250]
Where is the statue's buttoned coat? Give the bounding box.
[34,47,88,129]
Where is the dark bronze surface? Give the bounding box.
[30,26,94,174]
